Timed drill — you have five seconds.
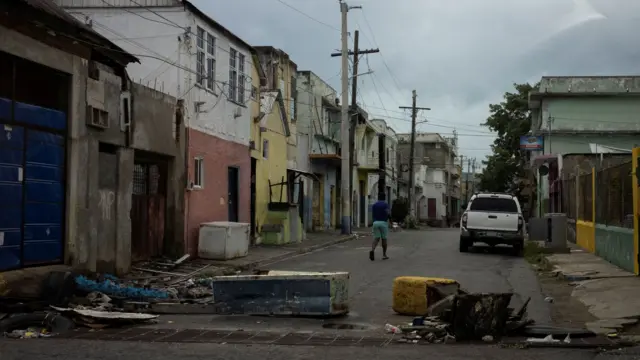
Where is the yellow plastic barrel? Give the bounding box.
[392,276,459,316]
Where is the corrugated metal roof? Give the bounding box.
[22,0,86,25]
[11,0,138,65]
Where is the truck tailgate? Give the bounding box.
[466,211,519,232]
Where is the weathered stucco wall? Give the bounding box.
[131,84,186,257]
[1,24,185,275]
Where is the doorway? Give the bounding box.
[428,198,437,219]
[359,180,365,226]
[312,177,321,229]
[131,156,168,261]
[298,179,304,227]
[228,166,239,222]
[0,51,70,271]
[250,158,256,240]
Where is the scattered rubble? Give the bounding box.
[1,258,353,339]
[383,283,632,349]
[0,254,226,339]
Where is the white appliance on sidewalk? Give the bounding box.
[198,222,250,260]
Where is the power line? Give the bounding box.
[76,4,255,69]
[360,9,405,95]
[275,0,340,32]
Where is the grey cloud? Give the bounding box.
[193,0,640,160]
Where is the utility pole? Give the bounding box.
[465,157,471,204]
[331,24,378,231]
[547,114,554,154]
[348,30,360,229]
[458,154,464,215]
[444,130,457,226]
[471,158,477,195]
[399,90,430,217]
[338,1,350,234]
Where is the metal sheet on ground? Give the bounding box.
[210,271,349,316]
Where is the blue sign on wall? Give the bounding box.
[519,135,543,150]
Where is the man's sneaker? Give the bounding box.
[382,255,389,260]
[369,251,375,261]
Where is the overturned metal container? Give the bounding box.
[210,271,350,317]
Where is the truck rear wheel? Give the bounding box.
[459,237,471,253]
[512,241,524,257]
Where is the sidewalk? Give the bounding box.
[545,244,640,334]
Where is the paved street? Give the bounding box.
[2,228,634,359]
[0,338,626,360]
[145,228,553,333]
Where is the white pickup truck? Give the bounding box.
[459,193,525,256]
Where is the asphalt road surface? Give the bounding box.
[2,338,631,360]
[147,228,553,333]
[3,228,637,359]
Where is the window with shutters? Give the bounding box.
[228,48,248,104]
[229,48,237,101]
[196,26,216,92]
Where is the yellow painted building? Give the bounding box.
[250,54,290,242]
[254,46,298,169]
[251,91,290,240]
[250,49,305,244]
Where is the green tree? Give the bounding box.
[478,82,538,198]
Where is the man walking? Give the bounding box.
[370,195,390,261]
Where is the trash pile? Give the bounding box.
[385,284,604,347]
[0,255,231,339]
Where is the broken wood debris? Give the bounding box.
[386,291,612,347]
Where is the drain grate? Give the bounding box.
[53,328,397,347]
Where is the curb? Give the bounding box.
[212,234,358,274]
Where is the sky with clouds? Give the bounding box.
[194,0,640,168]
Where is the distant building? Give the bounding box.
[397,133,460,227]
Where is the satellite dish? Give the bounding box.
[538,164,549,176]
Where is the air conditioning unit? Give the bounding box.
[86,105,109,129]
[233,107,243,118]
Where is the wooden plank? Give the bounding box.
[132,267,183,276]
[166,265,213,285]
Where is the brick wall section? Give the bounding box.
[185,129,250,255]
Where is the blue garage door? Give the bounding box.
[0,98,66,271]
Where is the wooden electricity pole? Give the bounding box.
[399,91,430,217]
[332,29,378,227]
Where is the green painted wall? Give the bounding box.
[545,97,640,132]
[595,224,635,273]
[542,134,638,154]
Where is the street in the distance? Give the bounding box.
[125,228,550,334]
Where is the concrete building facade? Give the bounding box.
[370,119,398,205]
[0,0,185,275]
[254,47,307,242]
[57,0,255,255]
[529,76,640,217]
[397,132,460,226]
[296,70,341,231]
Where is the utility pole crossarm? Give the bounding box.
[399,106,431,111]
[330,49,379,57]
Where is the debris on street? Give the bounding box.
[50,306,158,329]
[1,257,353,340]
[0,312,75,339]
[4,327,52,339]
[385,277,629,348]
